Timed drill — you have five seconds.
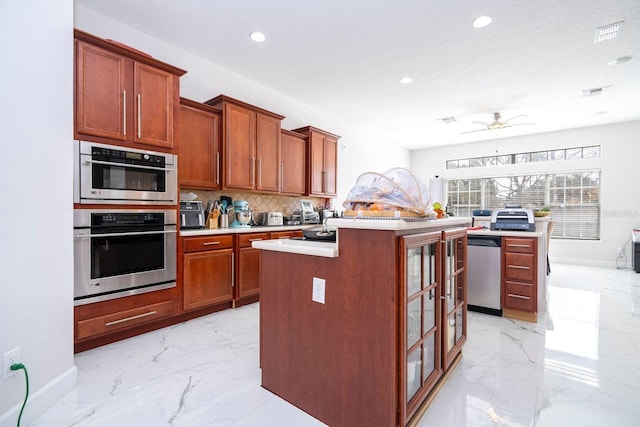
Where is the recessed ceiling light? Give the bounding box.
[250,31,266,42]
[608,55,633,65]
[400,77,413,84]
[472,15,492,28]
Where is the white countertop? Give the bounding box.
[180,224,310,237]
[252,238,339,258]
[325,217,471,231]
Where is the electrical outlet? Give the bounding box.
[2,348,21,379]
[312,277,326,304]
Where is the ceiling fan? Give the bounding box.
[461,112,535,134]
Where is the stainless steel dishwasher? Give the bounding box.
[467,235,502,316]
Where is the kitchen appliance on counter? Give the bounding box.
[490,208,536,231]
[74,140,177,205]
[294,199,320,224]
[467,235,502,316]
[73,209,177,305]
[180,201,205,229]
[230,200,252,228]
[257,212,284,226]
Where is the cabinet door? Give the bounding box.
[224,103,255,190]
[280,131,306,195]
[256,113,281,192]
[237,246,262,299]
[400,232,442,424]
[442,228,467,370]
[323,135,338,196]
[178,103,221,189]
[133,62,174,148]
[183,249,234,311]
[75,40,129,141]
[308,132,326,195]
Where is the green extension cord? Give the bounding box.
[10,363,29,427]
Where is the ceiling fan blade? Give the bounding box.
[504,114,528,122]
[460,128,489,134]
[506,122,536,127]
[471,121,489,126]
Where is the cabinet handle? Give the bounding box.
[203,241,221,246]
[250,158,255,187]
[322,170,327,193]
[508,244,530,248]
[137,93,142,138]
[507,265,530,270]
[216,152,220,185]
[278,236,291,239]
[231,253,235,287]
[507,293,530,300]
[280,163,284,191]
[105,310,157,326]
[258,158,262,187]
[122,90,126,136]
[249,238,263,242]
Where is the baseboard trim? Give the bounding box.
[0,365,77,427]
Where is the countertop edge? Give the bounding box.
[252,239,338,258]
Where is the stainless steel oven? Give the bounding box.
[73,209,177,305]
[74,140,177,205]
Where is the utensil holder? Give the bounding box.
[219,213,229,228]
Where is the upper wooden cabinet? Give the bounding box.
[280,130,306,195]
[74,29,186,151]
[178,98,222,189]
[205,95,284,192]
[292,126,340,197]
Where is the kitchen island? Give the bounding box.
[253,217,471,427]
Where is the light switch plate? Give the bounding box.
[312,277,326,304]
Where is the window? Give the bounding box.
[446,171,601,240]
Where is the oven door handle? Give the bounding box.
[82,159,175,172]
[75,230,177,239]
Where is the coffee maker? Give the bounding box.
[230,200,252,228]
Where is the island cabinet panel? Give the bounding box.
[178,98,222,189]
[279,129,306,195]
[206,95,284,192]
[183,235,234,311]
[502,237,538,315]
[74,30,185,151]
[260,225,467,427]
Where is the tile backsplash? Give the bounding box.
[180,189,335,216]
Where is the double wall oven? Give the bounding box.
[73,141,178,306]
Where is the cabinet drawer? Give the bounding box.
[504,253,535,282]
[76,300,174,340]
[237,232,269,248]
[270,231,295,240]
[503,238,535,254]
[504,281,536,312]
[184,235,234,252]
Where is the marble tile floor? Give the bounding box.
[33,263,640,426]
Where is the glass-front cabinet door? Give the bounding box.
[442,228,467,370]
[400,231,442,424]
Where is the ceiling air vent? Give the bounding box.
[581,85,612,97]
[594,21,623,43]
[439,116,456,124]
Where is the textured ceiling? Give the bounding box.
[75,0,640,150]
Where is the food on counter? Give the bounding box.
[342,167,432,217]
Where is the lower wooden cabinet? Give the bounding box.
[236,232,269,300]
[502,237,538,314]
[183,235,234,311]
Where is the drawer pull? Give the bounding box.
[105,310,157,326]
[507,294,530,300]
[508,244,530,248]
[507,265,530,270]
[278,236,291,239]
[203,241,222,246]
[249,238,263,242]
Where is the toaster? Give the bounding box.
[258,212,283,226]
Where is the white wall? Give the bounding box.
[0,1,77,425]
[410,121,640,267]
[74,4,411,205]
